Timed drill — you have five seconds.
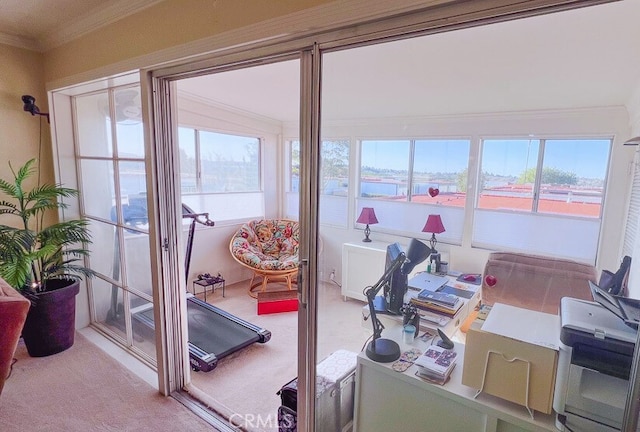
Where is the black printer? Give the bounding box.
[553,297,638,432]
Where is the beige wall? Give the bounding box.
[44,0,333,83]
[0,44,56,227]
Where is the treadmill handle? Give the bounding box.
[298,259,308,306]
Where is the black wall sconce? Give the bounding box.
[21,95,49,123]
[624,136,640,146]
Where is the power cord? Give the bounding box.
[557,414,576,432]
[6,358,17,379]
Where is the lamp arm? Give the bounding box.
[364,253,406,341]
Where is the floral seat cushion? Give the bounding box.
[230,219,299,272]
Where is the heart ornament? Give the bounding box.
[428,187,439,197]
[485,275,497,287]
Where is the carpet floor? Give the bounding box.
[1,332,213,431]
[188,281,370,431]
[0,281,370,432]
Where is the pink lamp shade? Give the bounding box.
[422,214,445,250]
[357,207,379,225]
[422,214,445,234]
[356,207,378,242]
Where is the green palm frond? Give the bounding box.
[0,158,93,293]
[0,179,18,200]
[11,158,37,185]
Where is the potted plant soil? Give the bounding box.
[0,158,93,357]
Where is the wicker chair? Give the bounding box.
[229,219,299,298]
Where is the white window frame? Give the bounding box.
[178,125,265,223]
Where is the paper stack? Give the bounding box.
[410,289,463,317]
[414,345,458,385]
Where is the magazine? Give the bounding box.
[414,344,457,379]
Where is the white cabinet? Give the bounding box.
[341,242,388,302]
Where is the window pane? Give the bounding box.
[538,139,609,217]
[75,92,112,157]
[360,140,410,200]
[178,127,197,193]
[290,140,299,193]
[123,231,153,298]
[182,192,263,222]
[119,160,147,198]
[200,131,260,192]
[130,292,156,360]
[479,139,540,211]
[80,159,115,220]
[321,139,349,196]
[91,278,126,343]
[114,87,144,158]
[412,139,470,207]
[86,219,119,282]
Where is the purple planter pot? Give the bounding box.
[22,279,80,357]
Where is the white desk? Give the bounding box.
[361,273,482,338]
[352,327,557,432]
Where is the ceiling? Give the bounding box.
[0,0,159,51]
[0,0,639,123]
[178,0,640,122]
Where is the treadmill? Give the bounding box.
[109,200,271,372]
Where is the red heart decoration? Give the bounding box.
[428,187,439,197]
[485,275,497,287]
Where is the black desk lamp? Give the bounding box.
[365,238,431,362]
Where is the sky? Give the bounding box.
[361,138,611,179]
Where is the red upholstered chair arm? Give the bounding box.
[0,278,30,395]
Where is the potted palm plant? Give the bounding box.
[0,158,93,357]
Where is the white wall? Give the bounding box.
[176,93,286,285]
[177,102,637,288]
[625,82,640,299]
[284,106,634,282]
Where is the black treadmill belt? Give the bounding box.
[186,299,260,358]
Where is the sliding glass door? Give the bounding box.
[73,85,157,365]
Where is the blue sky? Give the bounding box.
[361,138,611,178]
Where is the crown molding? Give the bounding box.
[0,32,40,51]
[39,0,163,52]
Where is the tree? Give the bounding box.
[457,168,486,193]
[320,140,349,193]
[518,167,577,185]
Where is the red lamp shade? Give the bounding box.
[356,207,378,242]
[356,207,379,225]
[422,214,445,251]
[422,214,445,234]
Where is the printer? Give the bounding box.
[553,297,638,431]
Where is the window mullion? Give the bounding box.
[195,129,202,192]
[407,139,416,201]
[532,139,545,213]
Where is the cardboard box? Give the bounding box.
[257,290,298,315]
[461,303,560,414]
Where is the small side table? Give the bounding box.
[192,275,225,302]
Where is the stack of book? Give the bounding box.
[410,288,463,317]
[414,345,458,385]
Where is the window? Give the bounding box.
[355,139,470,244]
[178,127,263,221]
[287,139,350,225]
[74,84,156,363]
[360,140,410,199]
[320,139,349,196]
[359,139,470,205]
[289,139,350,195]
[475,137,611,262]
[478,139,539,212]
[412,139,470,207]
[479,138,609,217]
